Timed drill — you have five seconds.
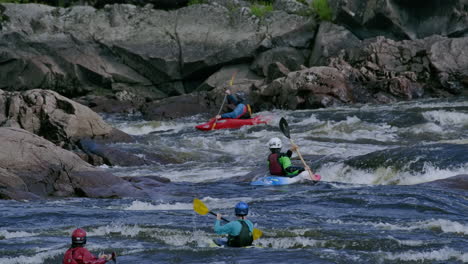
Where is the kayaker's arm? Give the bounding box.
[214,219,236,235]
[226,94,239,105]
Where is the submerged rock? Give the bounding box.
[417,174,468,191]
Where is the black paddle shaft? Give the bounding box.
[279,117,290,139]
[209,211,230,222]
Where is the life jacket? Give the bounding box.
[63,248,79,264]
[227,221,253,247]
[237,104,251,119]
[62,247,106,264]
[268,153,284,176]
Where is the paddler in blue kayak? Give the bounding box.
[215,89,251,120]
[267,137,306,177]
[214,202,254,247]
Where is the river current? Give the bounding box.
[1,98,467,264]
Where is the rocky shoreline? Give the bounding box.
[0,0,467,199]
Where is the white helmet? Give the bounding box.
[268,137,282,149]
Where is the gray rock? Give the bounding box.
[251,47,306,77]
[309,22,361,66]
[255,66,353,109]
[79,138,149,167]
[273,0,307,14]
[198,64,263,92]
[140,92,212,120]
[0,127,147,199]
[429,37,468,94]
[0,89,132,146]
[266,62,291,83]
[0,3,314,103]
[330,0,468,40]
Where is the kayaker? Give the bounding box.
[214,202,254,247]
[63,228,113,264]
[267,137,306,177]
[215,89,251,120]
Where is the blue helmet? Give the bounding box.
[235,201,249,216]
[235,91,246,103]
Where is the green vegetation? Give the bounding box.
[250,1,273,18]
[0,0,21,3]
[311,0,332,21]
[0,3,8,27]
[187,0,207,5]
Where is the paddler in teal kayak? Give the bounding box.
[267,137,306,177]
[214,202,254,247]
[215,89,251,120]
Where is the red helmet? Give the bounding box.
[71,228,87,244]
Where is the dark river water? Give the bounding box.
[1,98,467,264]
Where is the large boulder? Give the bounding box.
[336,35,468,99]
[0,89,132,146]
[254,66,354,109]
[140,92,212,120]
[329,0,468,40]
[429,37,468,95]
[0,127,146,199]
[309,22,361,67]
[251,47,307,79]
[0,3,315,102]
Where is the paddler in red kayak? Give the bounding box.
[63,228,115,264]
[215,89,251,120]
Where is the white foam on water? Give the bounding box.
[317,162,468,185]
[422,110,468,127]
[306,116,398,142]
[257,237,320,249]
[387,236,426,247]
[199,196,256,210]
[151,229,202,247]
[295,114,322,125]
[317,163,385,185]
[123,201,193,211]
[358,98,468,112]
[87,223,146,237]
[405,122,444,134]
[327,219,468,235]
[384,247,468,262]
[156,166,249,183]
[117,120,197,136]
[0,230,37,239]
[0,248,63,264]
[398,163,468,185]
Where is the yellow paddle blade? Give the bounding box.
[253,228,263,240]
[193,198,210,215]
[229,71,237,86]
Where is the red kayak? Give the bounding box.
[195,115,270,131]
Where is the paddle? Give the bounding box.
[211,71,238,130]
[279,117,319,181]
[193,198,263,240]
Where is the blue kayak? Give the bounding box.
[250,175,303,186]
[250,172,321,186]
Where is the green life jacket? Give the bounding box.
[227,220,253,247]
